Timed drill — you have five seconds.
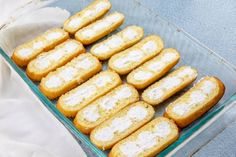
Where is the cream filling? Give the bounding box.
[94,75,112,87]
[46,31,62,41]
[133,71,153,81]
[161,77,182,90]
[172,90,207,116]
[127,106,148,121]
[95,1,109,12]
[119,121,171,156]
[123,28,138,40]
[106,36,124,49]
[173,80,216,116]
[99,97,117,111]
[17,48,33,58]
[33,41,44,50]
[35,49,66,70]
[189,90,207,104]
[45,76,62,89]
[106,13,123,24]
[74,57,93,70]
[147,60,165,72]
[58,67,78,82]
[99,86,133,111]
[63,42,78,52]
[113,50,143,69]
[200,80,217,95]
[34,55,51,70]
[171,103,188,116]
[93,44,110,55]
[63,85,96,107]
[147,88,164,100]
[114,86,132,99]
[94,106,148,142]
[141,41,157,54]
[81,29,96,38]
[47,50,65,61]
[161,52,177,62]
[146,76,182,100]
[83,105,100,122]
[92,21,110,32]
[176,67,196,78]
[83,10,96,18]
[68,17,82,28]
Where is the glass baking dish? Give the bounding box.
[1,0,236,156]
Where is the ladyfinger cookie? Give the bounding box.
[57,70,122,117]
[109,117,179,157]
[12,28,69,67]
[90,101,155,150]
[127,48,180,89]
[142,66,197,105]
[26,39,85,81]
[75,12,125,45]
[165,76,225,128]
[64,0,111,34]
[39,53,102,99]
[108,35,164,75]
[74,84,139,134]
[90,25,144,60]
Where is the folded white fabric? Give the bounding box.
[0,60,86,157]
[0,1,87,157]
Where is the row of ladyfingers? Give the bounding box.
[52,68,224,156]
[10,0,226,156]
[69,74,224,157]
[11,0,124,68]
[37,33,166,98]
[108,76,224,157]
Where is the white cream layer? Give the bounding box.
[63,85,96,107]
[74,57,93,70]
[119,121,171,156]
[113,50,143,69]
[33,41,45,50]
[17,48,33,58]
[106,36,124,49]
[133,71,153,81]
[146,67,196,100]
[94,105,148,142]
[81,13,122,38]
[83,105,100,122]
[46,31,63,41]
[83,86,133,122]
[33,41,79,70]
[122,28,138,40]
[93,44,110,55]
[141,41,157,54]
[95,1,109,13]
[67,1,109,29]
[172,79,217,116]
[94,75,112,87]
[58,66,78,82]
[45,76,62,89]
[68,17,82,28]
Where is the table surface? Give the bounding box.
[138,0,236,66]
[57,0,236,156]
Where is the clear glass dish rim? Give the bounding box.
[1,0,236,155]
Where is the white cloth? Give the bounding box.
[0,1,87,157]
